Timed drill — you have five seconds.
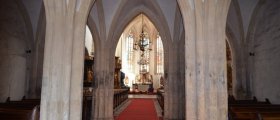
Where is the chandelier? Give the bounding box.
[133,13,152,52]
[133,13,152,74]
[137,57,149,65]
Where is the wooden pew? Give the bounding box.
[157,90,164,115]
[230,111,280,120]
[113,89,129,109]
[229,96,270,105]
[0,97,40,120]
[258,112,280,120]
[0,105,40,120]
[228,96,280,120]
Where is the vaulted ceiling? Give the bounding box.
[88,0,184,43]
[18,0,260,46]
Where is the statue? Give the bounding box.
[160,76,164,86]
[124,76,129,85]
[87,69,93,82]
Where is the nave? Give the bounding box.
[1,0,280,120]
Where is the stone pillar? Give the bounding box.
[91,45,114,120]
[178,0,231,120]
[164,42,185,120]
[40,0,94,120]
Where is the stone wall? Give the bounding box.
[252,0,280,104]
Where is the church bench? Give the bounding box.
[230,111,280,120]
[228,96,280,120]
[0,110,33,120]
[229,105,280,120]
[0,105,40,120]
[229,112,257,120]
[229,104,280,108]
[113,89,129,109]
[228,95,270,105]
[5,98,41,108]
[230,105,280,110]
[0,97,40,120]
[258,112,280,120]
[157,90,164,115]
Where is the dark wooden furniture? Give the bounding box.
[157,90,164,115]
[113,89,129,109]
[0,98,40,120]
[228,96,280,120]
[114,57,122,89]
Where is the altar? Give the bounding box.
[132,73,153,92]
[132,83,152,92]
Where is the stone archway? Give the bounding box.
[40,0,232,119]
[106,1,186,119]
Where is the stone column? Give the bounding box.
[164,42,185,120]
[91,44,114,120]
[178,0,231,120]
[40,0,94,120]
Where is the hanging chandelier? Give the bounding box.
[137,57,149,65]
[133,13,152,52]
[133,13,152,74]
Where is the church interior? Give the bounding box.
[1,0,280,120]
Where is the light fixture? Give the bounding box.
[133,13,152,52]
[133,13,152,74]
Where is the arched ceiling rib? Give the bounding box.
[227,1,244,46]
[89,3,100,35]
[237,0,259,36]
[20,0,43,39]
[102,0,122,37]
[156,0,177,40]
[88,0,183,42]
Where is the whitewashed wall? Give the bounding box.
[252,0,280,104]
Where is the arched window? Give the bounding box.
[126,34,134,71]
[156,35,164,74]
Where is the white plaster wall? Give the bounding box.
[0,1,29,102]
[9,56,26,100]
[253,0,280,103]
[115,38,122,58]
[85,26,94,55]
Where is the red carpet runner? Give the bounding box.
[115,99,159,120]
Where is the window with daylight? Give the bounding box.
[126,34,134,71]
[141,37,150,73]
[156,35,164,74]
